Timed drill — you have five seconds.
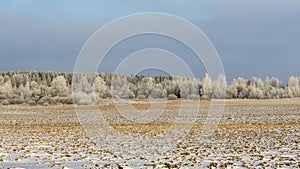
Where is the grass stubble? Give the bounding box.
[0,98,300,168]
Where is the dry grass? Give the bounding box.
[0,98,300,168]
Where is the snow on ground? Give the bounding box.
[0,99,300,168]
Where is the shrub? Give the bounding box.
[187,94,200,100]
[136,94,146,100]
[73,92,95,105]
[167,94,177,100]
[1,100,9,105]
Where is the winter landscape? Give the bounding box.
[2,1,300,168]
[0,72,300,168]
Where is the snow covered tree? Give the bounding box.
[50,76,69,97]
[287,76,300,97]
[0,76,4,86]
[176,77,200,99]
[263,76,286,99]
[30,81,41,98]
[270,77,283,89]
[19,82,32,99]
[137,77,155,99]
[111,74,129,99]
[149,84,167,99]
[250,77,264,89]
[79,76,93,93]
[162,79,177,97]
[212,75,227,99]
[0,80,13,99]
[226,86,238,99]
[232,77,249,98]
[248,77,264,99]
[176,77,190,99]
[1,71,300,104]
[94,76,108,98]
[201,73,212,100]
[249,85,263,99]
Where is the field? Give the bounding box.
[0,99,300,168]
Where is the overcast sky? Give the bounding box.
[0,0,300,83]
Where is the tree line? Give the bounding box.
[0,72,299,105]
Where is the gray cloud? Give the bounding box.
[0,1,300,83]
[196,0,300,82]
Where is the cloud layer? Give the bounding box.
[0,0,300,82]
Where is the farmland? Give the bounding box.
[0,99,300,168]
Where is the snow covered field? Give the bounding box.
[0,99,300,168]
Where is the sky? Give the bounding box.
[0,0,300,83]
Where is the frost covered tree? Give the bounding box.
[200,73,212,100]
[1,71,300,104]
[94,76,108,98]
[287,76,300,97]
[249,86,263,99]
[19,82,32,99]
[111,74,129,99]
[0,80,13,99]
[0,76,4,86]
[226,86,238,99]
[212,75,227,99]
[50,76,69,97]
[231,77,249,98]
[30,81,41,98]
[137,77,155,99]
[176,77,199,99]
[176,77,190,99]
[248,77,264,99]
[163,79,178,98]
[263,76,286,99]
[78,76,93,94]
[270,77,283,89]
[250,77,264,89]
[149,83,167,99]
